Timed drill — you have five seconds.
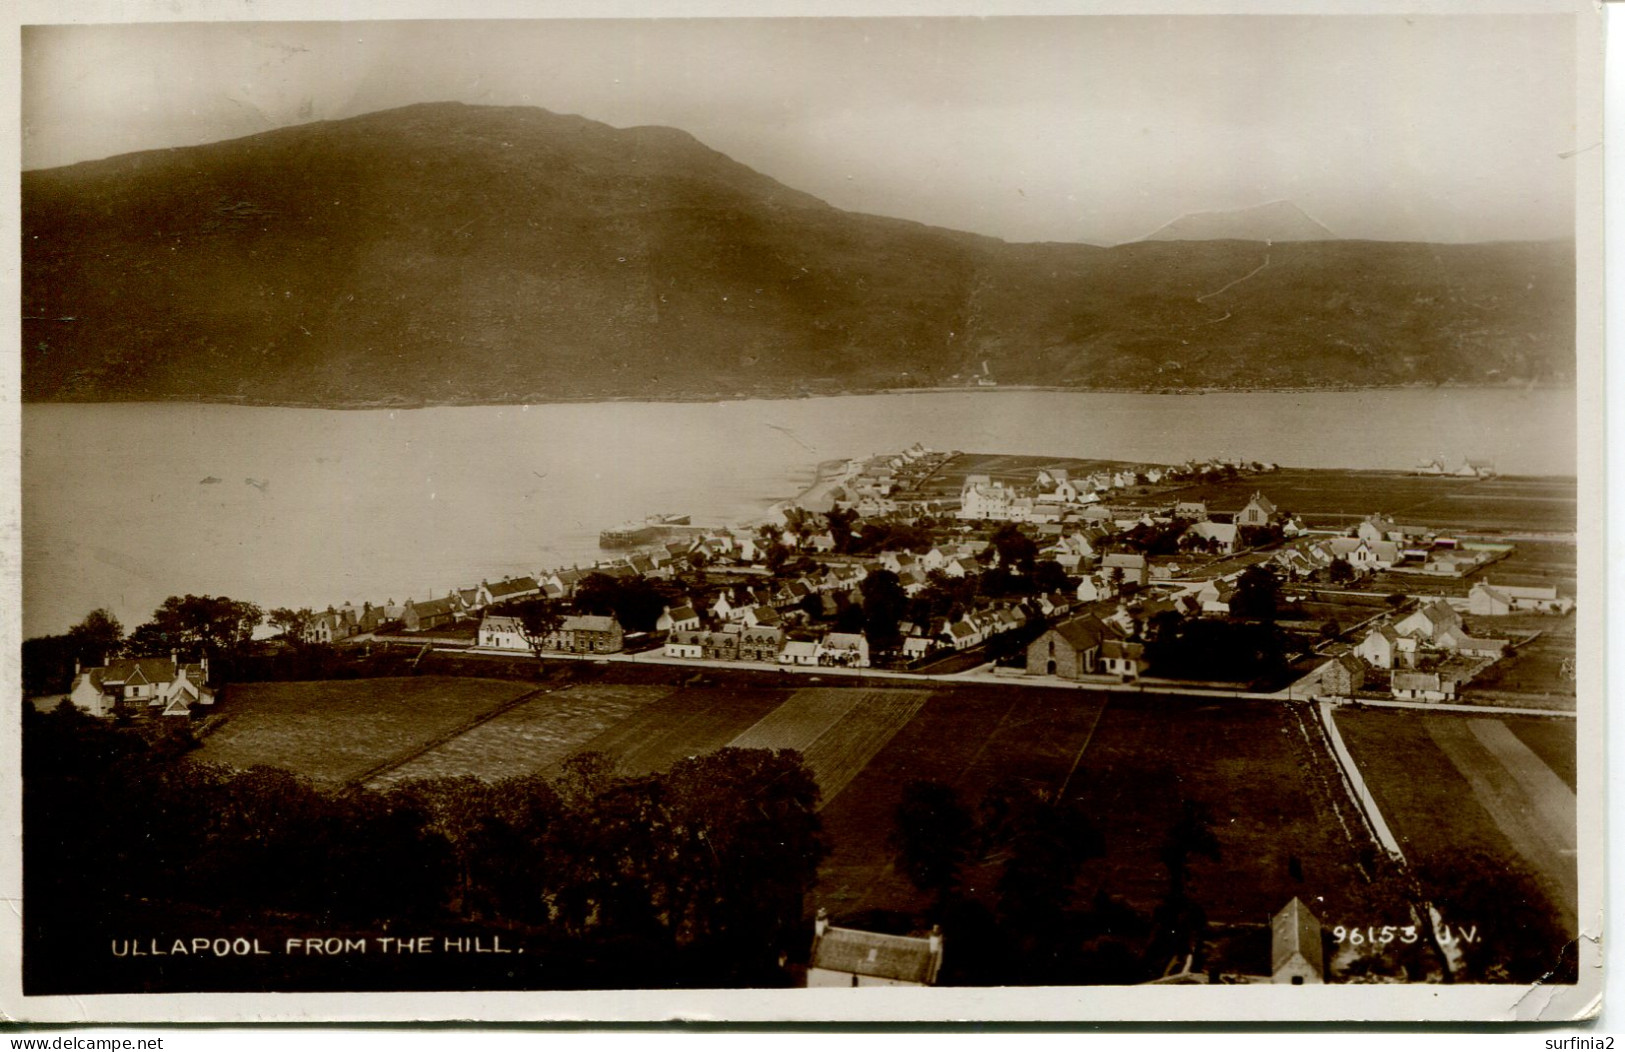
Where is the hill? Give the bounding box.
[22,103,1576,405]
[1139,199,1338,243]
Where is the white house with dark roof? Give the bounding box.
[478,575,541,607]
[477,614,531,652]
[1236,492,1278,528]
[805,909,943,988]
[68,655,215,719]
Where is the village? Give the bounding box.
[66,442,1575,723]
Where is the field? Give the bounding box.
[1163,470,1576,534]
[369,684,676,788]
[727,689,932,806]
[1458,611,1576,706]
[199,677,538,786]
[571,687,790,775]
[1334,708,1577,940]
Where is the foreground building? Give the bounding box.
[68,655,215,718]
[805,909,944,988]
[1026,614,1115,678]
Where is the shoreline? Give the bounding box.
[21,380,1580,413]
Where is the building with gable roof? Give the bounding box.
[1236,492,1278,528]
[68,654,215,719]
[1026,614,1115,678]
[1271,898,1325,984]
[805,909,943,988]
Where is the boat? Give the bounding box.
[599,514,693,549]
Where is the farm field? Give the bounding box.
[1164,470,1575,534]
[1458,611,1576,707]
[815,687,1109,916]
[798,691,932,805]
[369,684,676,788]
[199,677,537,786]
[1334,708,1577,956]
[571,686,790,775]
[813,689,1382,937]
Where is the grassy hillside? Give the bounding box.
[23,102,1575,405]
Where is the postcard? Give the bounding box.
[1,0,1607,1025]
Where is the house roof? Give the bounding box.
[564,615,620,633]
[811,926,942,985]
[781,640,819,658]
[89,657,180,687]
[481,615,525,634]
[1271,898,1323,974]
[1100,639,1145,661]
[486,576,540,599]
[667,605,698,622]
[411,595,462,619]
[1051,615,1112,652]
[822,632,867,650]
[1103,553,1146,569]
[668,630,706,646]
[1392,671,1443,691]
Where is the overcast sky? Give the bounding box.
[22,15,1580,244]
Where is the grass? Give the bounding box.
[814,688,1386,947]
[371,684,677,788]
[570,687,790,776]
[1333,707,1576,938]
[728,688,863,753]
[1459,611,1576,705]
[906,453,1138,498]
[199,677,537,786]
[1163,470,1575,534]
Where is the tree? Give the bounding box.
[1152,798,1222,966]
[986,523,1038,575]
[266,606,315,640]
[1328,557,1356,585]
[129,595,262,662]
[859,569,908,654]
[68,609,124,665]
[1229,565,1281,620]
[889,780,974,899]
[512,596,566,665]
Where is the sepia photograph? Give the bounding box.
[4,0,1607,1024]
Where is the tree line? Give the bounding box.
[23,704,826,990]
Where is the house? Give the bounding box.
[68,655,215,719]
[1391,670,1458,702]
[1415,457,1448,476]
[703,628,742,662]
[779,639,820,666]
[958,476,1015,521]
[1348,539,1402,571]
[1356,514,1398,545]
[805,909,943,988]
[558,615,624,654]
[1100,639,1146,681]
[817,632,871,667]
[301,606,357,645]
[943,620,982,651]
[1354,625,1410,670]
[401,595,462,633]
[656,605,702,632]
[663,629,706,659]
[1236,492,1278,528]
[743,605,784,629]
[1026,614,1114,678]
[1102,552,1148,587]
[478,614,531,652]
[478,575,541,607]
[1468,580,1572,615]
[1436,625,1508,659]
[1174,500,1209,521]
[902,633,934,660]
[1271,898,1325,984]
[1182,520,1238,555]
[1197,579,1237,616]
[739,626,785,663]
[1394,600,1463,643]
[1320,654,1366,698]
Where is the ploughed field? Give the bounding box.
[201,676,1392,931]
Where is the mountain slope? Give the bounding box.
[22,103,1575,405]
[1139,200,1337,243]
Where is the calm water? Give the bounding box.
[23,388,1575,637]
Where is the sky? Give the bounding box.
[21,14,1581,245]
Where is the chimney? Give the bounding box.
[74,658,80,676]
[814,907,829,938]
[171,649,178,668]
[201,655,209,682]
[928,924,943,957]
